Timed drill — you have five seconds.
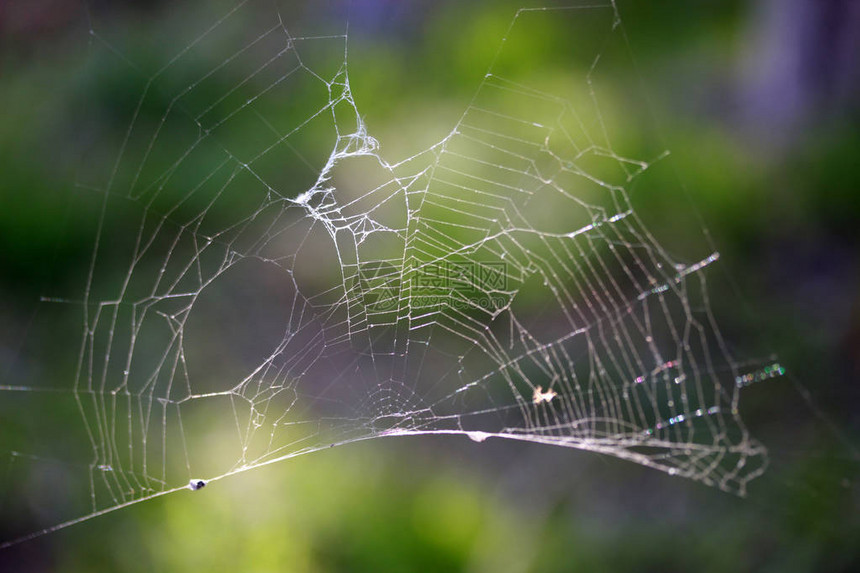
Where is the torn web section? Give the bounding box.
[0,2,365,539]
[393,3,766,494]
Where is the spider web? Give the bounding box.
[1,0,779,547]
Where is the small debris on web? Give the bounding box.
[532,386,557,404]
[467,431,490,443]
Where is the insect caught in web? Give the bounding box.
[188,479,207,491]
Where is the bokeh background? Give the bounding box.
[1,0,859,571]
